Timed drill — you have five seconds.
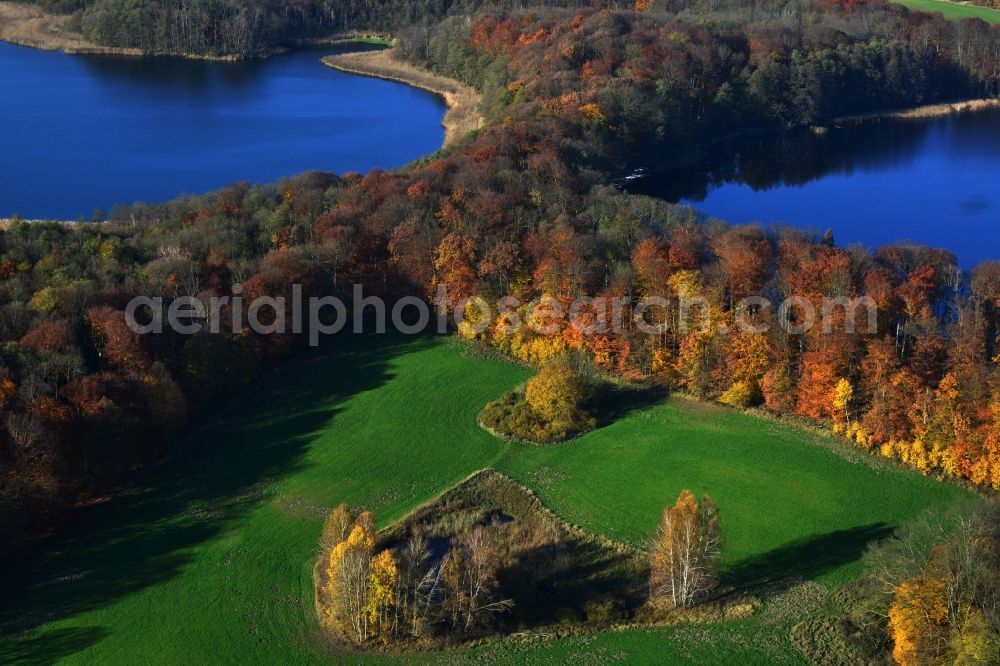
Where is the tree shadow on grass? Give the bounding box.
[0,627,110,666]
[589,382,668,426]
[501,539,647,627]
[0,333,435,660]
[722,523,894,592]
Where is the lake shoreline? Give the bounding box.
[624,95,1000,181]
[0,1,142,56]
[1,40,449,221]
[0,2,388,61]
[829,97,1000,125]
[322,48,483,150]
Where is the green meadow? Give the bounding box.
[895,0,1000,24]
[0,335,969,665]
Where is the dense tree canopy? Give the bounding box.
[2,0,1000,561]
[400,0,1000,168]
[29,0,585,56]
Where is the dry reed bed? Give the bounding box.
[322,48,483,150]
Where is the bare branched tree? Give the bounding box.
[649,490,722,609]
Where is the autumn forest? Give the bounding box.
[3,0,1000,664]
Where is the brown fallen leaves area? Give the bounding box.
[322,48,483,150]
[0,1,140,54]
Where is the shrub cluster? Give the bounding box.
[480,357,596,443]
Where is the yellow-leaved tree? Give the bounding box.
[524,356,590,430]
[833,378,854,425]
[649,490,722,609]
[969,398,1000,489]
[324,512,376,643]
[365,549,398,640]
[718,380,757,409]
[888,575,949,665]
[320,502,356,552]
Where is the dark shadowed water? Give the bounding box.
[0,41,445,219]
[632,109,1000,267]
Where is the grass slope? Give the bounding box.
[895,0,1000,24]
[0,335,969,665]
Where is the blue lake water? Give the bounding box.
[2,38,999,266]
[0,41,446,219]
[636,109,1000,267]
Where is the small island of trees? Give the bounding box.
[479,356,597,443]
[315,481,729,650]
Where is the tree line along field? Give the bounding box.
[894,0,1000,23]
[0,334,969,665]
[7,0,1000,570]
[1,1,999,662]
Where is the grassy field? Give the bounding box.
[0,335,970,665]
[895,0,1000,24]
